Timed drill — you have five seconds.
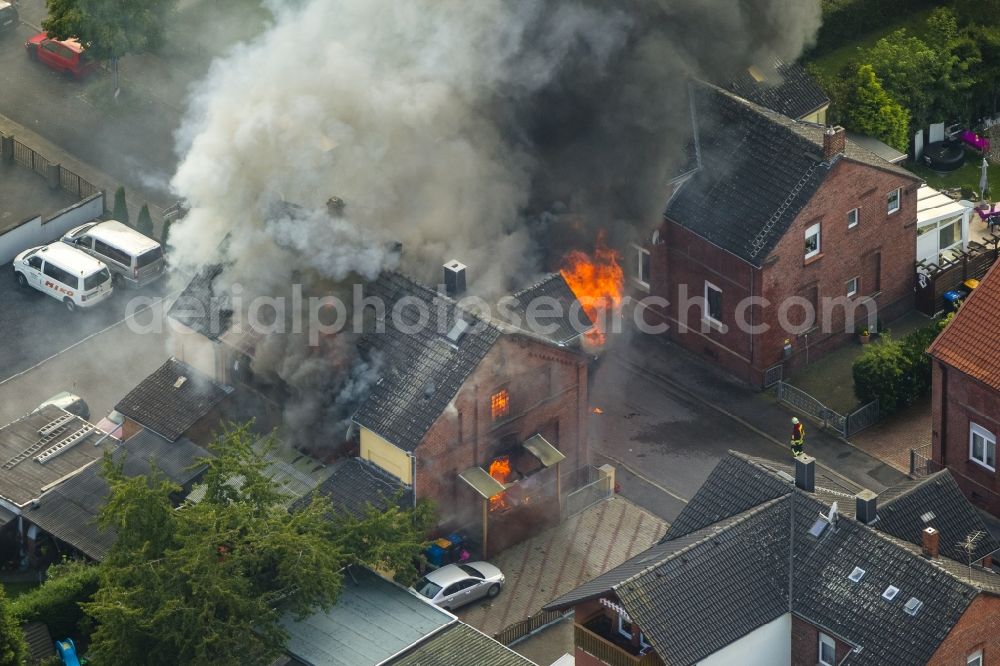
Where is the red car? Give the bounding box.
[25,32,98,79]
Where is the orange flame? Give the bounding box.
[488,456,513,512]
[560,233,624,348]
[591,407,603,414]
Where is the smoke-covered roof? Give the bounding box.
[167,264,234,341]
[726,57,829,121]
[296,457,412,518]
[506,273,593,345]
[353,272,502,452]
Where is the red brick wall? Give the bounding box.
[761,159,917,376]
[650,157,917,386]
[927,594,1000,664]
[791,615,852,665]
[415,335,589,547]
[653,220,763,385]
[933,361,1000,515]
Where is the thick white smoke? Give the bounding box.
[167,0,821,445]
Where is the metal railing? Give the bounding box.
[563,465,612,518]
[5,133,102,202]
[909,444,943,478]
[763,364,783,388]
[494,609,567,646]
[775,382,878,438]
[574,622,663,666]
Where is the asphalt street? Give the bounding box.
[0,20,179,207]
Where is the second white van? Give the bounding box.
[63,220,165,288]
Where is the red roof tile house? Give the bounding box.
[636,83,921,386]
[545,453,1000,666]
[929,262,1000,515]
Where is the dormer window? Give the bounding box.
[491,389,509,421]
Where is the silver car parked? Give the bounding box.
[410,562,505,610]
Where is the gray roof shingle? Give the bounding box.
[115,358,233,441]
[505,273,592,345]
[167,264,233,341]
[667,83,917,266]
[24,432,210,561]
[877,470,1000,563]
[547,453,1000,665]
[387,622,537,666]
[353,272,502,452]
[297,457,412,518]
[727,58,829,121]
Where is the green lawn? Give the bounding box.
[807,6,940,78]
[908,157,1000,199]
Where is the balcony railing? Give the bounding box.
[574,622,663,666]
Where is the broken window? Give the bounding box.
[491,389,509,421]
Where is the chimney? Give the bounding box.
[823,126,846,161]
[794,455,815,492]
[922,526,940,559]
[443,260,467,297]
[326,196,346,217]
[855,489,878,525]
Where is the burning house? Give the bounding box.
[341,268,591,555]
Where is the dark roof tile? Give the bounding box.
[115,358,233,441]
[506,273,592,345]
[298,457,412,518]
[353,273,502,452]
[727,58,829,121]
[167,264,234,341]
[388,622,537,666]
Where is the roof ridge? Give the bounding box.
[509,272,561,299]
[871,528,997,593]
[616,495,788,591]
[879,469,951,506]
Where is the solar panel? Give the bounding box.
[921,511,936,523]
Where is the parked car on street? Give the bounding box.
[0,2,18,35]
[63,220,165,288]
[24,32,98,79]
[33,392,90,420]
[13,242,113,311]
[410,562,505,611]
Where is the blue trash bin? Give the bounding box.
[943,289,964,311]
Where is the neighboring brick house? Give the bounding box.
[634,83,921,386]
[343,270,591,556]
[929,261,1000,516]
[544,452,1000,666]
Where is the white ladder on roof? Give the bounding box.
[35,423,96,465]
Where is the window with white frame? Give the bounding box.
[704,281,722,323]
[967,649,983,666]
[847,208,859,228]
[616,615,650,648]
[970,423,997,471]
[819,633,836,666]
[887,188,901,214]
[632,245,651,288]
[805,223,821,259]
[846,277,859,297]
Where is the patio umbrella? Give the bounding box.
[980,157,990,200]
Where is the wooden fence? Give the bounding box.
[915,237,1000,315]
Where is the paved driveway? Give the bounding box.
[456,496,666,638]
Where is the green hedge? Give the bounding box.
[11,560,99,640]
[813,0,940,54]
[853,318,948,416]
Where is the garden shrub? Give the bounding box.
[12,560,99,640]
[853,320,946,415]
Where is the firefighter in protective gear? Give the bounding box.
[790,417,805,457]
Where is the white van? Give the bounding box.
[13,242,113,311]
[62,220,165,288]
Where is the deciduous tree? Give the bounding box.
[844,64,910,152]
[43,0,176,93]
[0,585,26,666]
[82,423,432,666]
